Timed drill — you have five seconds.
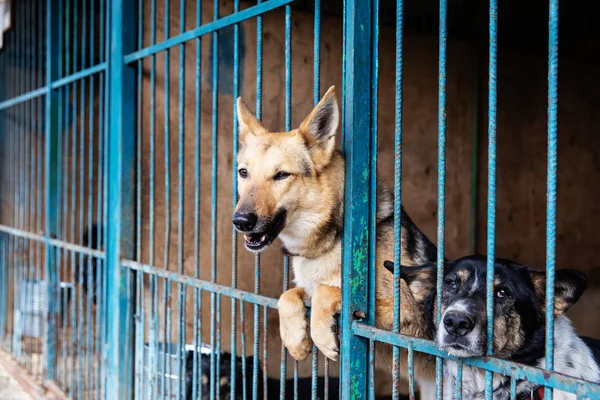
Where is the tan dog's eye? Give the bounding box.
[273,171,291,181]
[238,168,248,178]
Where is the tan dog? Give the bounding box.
[233,86,438,395]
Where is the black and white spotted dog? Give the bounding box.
[384,255,600,400]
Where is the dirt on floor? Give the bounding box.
[0,360,33,400]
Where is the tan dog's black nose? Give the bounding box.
[233,212,257,232]
[443,312,474,337]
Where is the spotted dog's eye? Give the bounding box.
[238,168,248,178]
[273,171,291,181]
[496,289,507,298]
[445,280,458,289]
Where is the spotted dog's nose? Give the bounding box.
[443,312,474,337]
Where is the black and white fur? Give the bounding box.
[384,255,600,399]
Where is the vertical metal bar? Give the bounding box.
[484,0,498,398]
[192,1,202,399]
[134,0,143,391]
[455,359,464,399]
[87,0,96,393]
[408,343,415,400]
[210,0,220,397]
[263,305,268,400]
[368,0,379,394]
[392,0,404,397]
[70,0,78,389]
[436,0,448,397]
[231,0,240,396]
[177,1,186,399]
[545,2,559,399]
[44,0,60,382]
[162,1,172,394]
[279,8,292,398]
[253,256,260,400]
[311,2,321,395]
[341,0,373,397]
[509,375,517,399]
[148,0,157,394]
[240,300,247,400]
[106,0,136,398]
[77,0,87,392]
[254,2,263,396]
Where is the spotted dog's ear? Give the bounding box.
[529,269,588,316]
[383,260,436,303]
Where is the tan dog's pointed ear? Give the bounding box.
[298,86,339,170]
[529,269,587,316]
[237,97,266,144]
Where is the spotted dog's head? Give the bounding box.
[384,255,587,362]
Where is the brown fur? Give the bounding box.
[234,86,437,394]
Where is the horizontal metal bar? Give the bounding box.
[123,0,293,64]
[0,224,105,258]
[352,322,600,398]
[121,259,279,309]
[0,63,107,111]
[50,63,107,90]
[0,87,48,111]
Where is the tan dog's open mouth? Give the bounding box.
[243,210,286,252]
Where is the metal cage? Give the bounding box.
[0,0,599,399]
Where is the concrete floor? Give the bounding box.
[0,360,33,400]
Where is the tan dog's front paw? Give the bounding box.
[311,316,339,361]
[280,313,312,361]
[310,285,342,361]
[278,288,312,361]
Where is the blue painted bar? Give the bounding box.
[193,0,203,399]
[436,0,448,397]
[50,63,107,90]
[392,0,404,397]
[106,0,136,398]
[177,2,186,399]
[161,2,172,397]
[341,0,374,397]
[352,323,600,398]
[311,3,319,392]
[485,0,498,398]
[455,359,464,399]
[211,0,220,397]
[43,0,60,382]
[231,0,240,396]
[545,0,559,377]
[0,87,49,111]
[279,7,292,397]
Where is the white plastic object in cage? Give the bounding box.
[141,342,212,399]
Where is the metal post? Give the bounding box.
[106,0,136,398]
[341,0,373,397]
[43,0,60,383]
